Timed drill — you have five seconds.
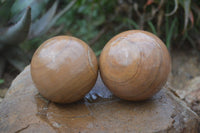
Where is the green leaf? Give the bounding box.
[165,0,178,16]
[179,0,191,31]
[11,0,49,22]
[11,0,34,14]
[0,7,31,45]
[95,49,102,56]
[3,47,30,71]
[93,15,105,26]
[147,21,157,35]
[28,1,58,39]
[166,18,177,48]
[48,0,77,30]
[29,0,77,39]
[126,18,139,29]
[0,79,4,84]
[0,0,14,25]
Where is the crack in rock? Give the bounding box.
[15,125,29,133]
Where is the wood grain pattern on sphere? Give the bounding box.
[99,30,171,101]
[31,36,98,103]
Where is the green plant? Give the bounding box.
[0,79,4,84]
[1,0,200,79]
[0,6,31,77]
[0,0,77,77]
[54,0,200,53]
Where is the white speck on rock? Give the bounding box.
[52,122,61,128]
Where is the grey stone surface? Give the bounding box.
[0,66,199,133]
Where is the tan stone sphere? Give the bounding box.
[99,30,171,101]
[31,36,98,103]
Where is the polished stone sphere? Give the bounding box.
[31,36,98,103]
[99,30,171,101]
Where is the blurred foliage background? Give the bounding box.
[0,0,200,83]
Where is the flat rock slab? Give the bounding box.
[176,76,200,116]
[0,66,199,133]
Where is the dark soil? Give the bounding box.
[170,48,200,89]
[0,64,19,98]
